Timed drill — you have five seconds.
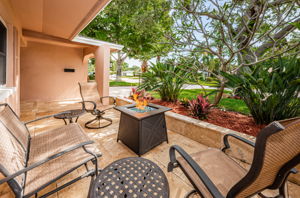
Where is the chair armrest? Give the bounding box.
[168,145,224,198]
[79,101,97,111]
[290,168,298,174]
[24,112,65,125]
[0,141,95,185]
[100,96,116,105]
[222,133,255,152]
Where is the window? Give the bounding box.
[0,20,7,85]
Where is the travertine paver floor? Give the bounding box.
[1,100,299,198]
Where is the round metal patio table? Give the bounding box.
[54,109,85,125]
[89,157,169,198]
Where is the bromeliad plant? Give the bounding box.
[222,56,300,124]
[139,61,190,102]
[188,95,213,119]
[129,88,153,101]
[130,88,145,98]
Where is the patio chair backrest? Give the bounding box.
[78,82,115,108]
[0,104,28,190]
[228,119,300,197]
[0,104,29,149]
[78,82,100,103]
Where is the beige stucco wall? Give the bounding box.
[0,0,22,114]
[20,41,87,101]
[1,0,113,110]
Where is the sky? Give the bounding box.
[125,57,156,68]
[125,57,141,67]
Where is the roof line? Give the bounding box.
[72,36,123,50]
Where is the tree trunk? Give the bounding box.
[214,81,225,105]
[141,60,148,73]
[116,51,123,81]
[156,56,161,63]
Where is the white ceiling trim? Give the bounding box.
[73,36,123,51]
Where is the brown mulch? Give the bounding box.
[150,99,266,137]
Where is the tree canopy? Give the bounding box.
[81,0,173,60]
[168,0,300,104]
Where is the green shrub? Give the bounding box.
[222,56,300,124]
[88,72,95,80]
[139,61,190,102]
[206,77,217,82]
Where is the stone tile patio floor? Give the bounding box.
[1,100,299,198]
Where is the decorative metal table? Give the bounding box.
[54,109,85,124]
[114,103,171,156]
[89,157,169,198]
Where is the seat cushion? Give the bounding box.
[0,121,26,186]
[96,104,114,112]
[177,148,246,197]
[85,101,114,112]
[25,123,101,196]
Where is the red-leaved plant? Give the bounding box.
[129,88,154,100]
[188,95,213,119]
[130,88,145,98]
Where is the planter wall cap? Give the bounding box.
[115,97,134,106]
[166,111,256,141]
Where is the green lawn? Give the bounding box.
[187,80,220,87]
[187,76,221,87]
[199,80,220,87]
[218,98,250,115]
[109,81,139,87]
[149,89,230,100]
[149,89,250,115]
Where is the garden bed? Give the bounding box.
[149,99,265,137]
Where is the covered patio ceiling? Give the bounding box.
[10,0,111,40]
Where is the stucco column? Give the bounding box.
[95,45,110,104]
[6,24,14,87]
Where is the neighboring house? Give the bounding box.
[0,0,123,114]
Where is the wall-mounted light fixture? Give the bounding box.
[64,68,75,72]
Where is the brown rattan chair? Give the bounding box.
[0,103,101,198]
[78,82,116,129]
[168,117,300,198]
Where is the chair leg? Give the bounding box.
[278,180,288,198]
[85,116,112,129]
[184,190,197,198]
[257,181,288,198]
[257,192,272,198]
[85,117,98,129]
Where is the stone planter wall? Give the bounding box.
[115,97,300,185]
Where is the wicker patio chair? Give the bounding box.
[0,103,101,198]
[168,118,300,198]
[78,82,116,129]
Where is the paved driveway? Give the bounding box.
[110,86,133,97]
